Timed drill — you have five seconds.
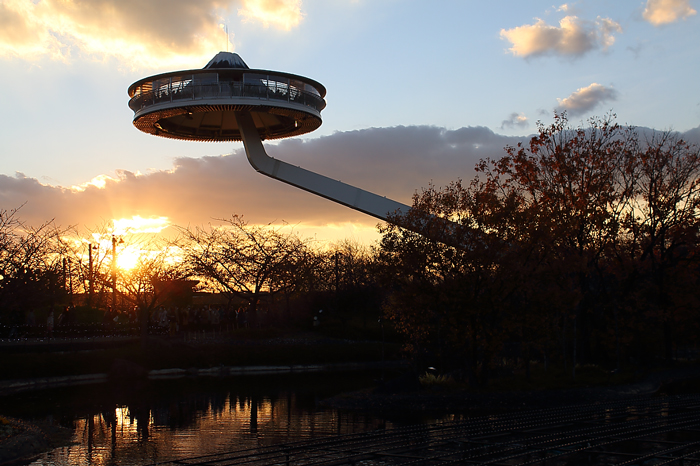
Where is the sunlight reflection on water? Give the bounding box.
[22,377,399,466]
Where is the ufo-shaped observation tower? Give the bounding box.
[128,52,409,221]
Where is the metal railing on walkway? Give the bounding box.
[129,79,325,115]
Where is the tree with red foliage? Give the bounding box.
[380,113,700,380]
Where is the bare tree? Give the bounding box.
[177,216,308,325]
[118,243,191,342]
[0,206,69,324]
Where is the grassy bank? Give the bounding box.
[0,332,402,381]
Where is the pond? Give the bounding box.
[0,372,432,465]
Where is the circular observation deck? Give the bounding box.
[127,52,326,142]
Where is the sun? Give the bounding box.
[116,247,141,271]
[107,215,172,271]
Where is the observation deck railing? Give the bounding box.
[129,77,325,116]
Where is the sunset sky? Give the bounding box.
[0,0,699,245]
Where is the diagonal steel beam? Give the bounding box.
[235,111,411,222]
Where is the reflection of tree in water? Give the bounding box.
[150,388,230,430]
[10,376,392,465]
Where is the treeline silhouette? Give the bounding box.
[1,113,699,387]
[0,212,383,341]
[380,113,700,385]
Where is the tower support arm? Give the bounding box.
[234,111,410,222]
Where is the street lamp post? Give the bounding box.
[88,244,94,308]
[68,258,72,299]
[111,236,123,311]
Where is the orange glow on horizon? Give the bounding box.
[113,215,170,235]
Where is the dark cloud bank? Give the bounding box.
[2,124,699,233]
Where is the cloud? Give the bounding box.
[238,0,303,30]
[0,0,58,58]
[556,4,574,13]
[0,0,303,68]
[501,113,529,130]
[643,0,697,26]
[682,121,700,145]
[500,15,622,58]
[556,83,618,116]
[113,216,170,235]
[0,126,521,240]
[3,123,699,242]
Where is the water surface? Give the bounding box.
[0,373,418,465]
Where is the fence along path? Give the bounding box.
[151,394,700,465]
